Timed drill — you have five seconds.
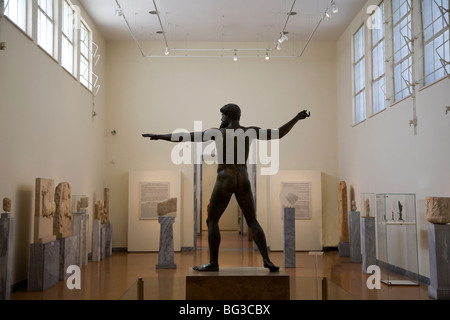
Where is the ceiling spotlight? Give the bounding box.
[323,11,331,21]
[278,32,288,44]
[288,12,297,16]
[156,31,165,34]
[331,0,339,14]
[149,10,158,15]
[115,9,123,17]
[276,43,282,51]
[265,51,270,61]
[165,47,170,56]
[233,50,238,61]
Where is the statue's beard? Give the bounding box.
[219,120,227,129]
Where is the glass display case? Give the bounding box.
[376,193,419,285]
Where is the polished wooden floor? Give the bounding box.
[11,232,432,300]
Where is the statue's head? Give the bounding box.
[220,104,241,121]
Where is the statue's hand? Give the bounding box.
[297,110,311,120]
[142,133,159,140]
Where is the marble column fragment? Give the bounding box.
[349,211,362,263]
[156,216,176,269]
[428,223,450,300]
[283,208,296,268]
[0,212,14,300]
[361,217,376,273]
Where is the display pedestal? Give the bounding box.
[156,216,176,269]
[72,212,89,267]
[0,214,14,300]
[338,242,349,257]
[104,222,113,257]
[349,211,361,263]
[361,217,376,273]
[283,208,295,268]
[28,240,60,292]
[186,268,290,300]
[92,220,104,262]
[58,235,78,281]
[428,223,450,300]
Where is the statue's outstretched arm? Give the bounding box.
[253,110,310,140]
[142,128,220,142]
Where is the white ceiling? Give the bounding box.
[79,0,367,43]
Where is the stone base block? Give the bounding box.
[0,216,14,300]
[72,212,89,267]
[349,211,362,263]
[28,240,60,292]
[92,220,102,262]
[59,235,79,281]
[428,223,450,300]
[186,268,290,300]
[338,241,350,257]
[361,217,376,273]
[283,208,296,268]
[104,222,112,257]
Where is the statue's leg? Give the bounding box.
[193,175,233,272]
[235,179,280,272]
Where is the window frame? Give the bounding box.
[371,2,387,114]
[37,0,56,57]
[79,18,93,91]
[421,0,450,85]
[61,0,76,75]
[353,24,367,125]
[391,0,414,102]
[3,0,28,33]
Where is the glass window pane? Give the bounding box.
[356,92,366,123]
[4,0,27,31]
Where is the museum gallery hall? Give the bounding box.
[0,0,449,304]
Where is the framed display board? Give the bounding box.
[139,182,170,220]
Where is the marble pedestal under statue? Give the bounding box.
[283,208,296,268]
[428,223,450,300]
[349,211,362,263]
[361,217,376,273]
[28,240,60,292]
[156,216,176,269]
[58,235,78,281]
[72,212,89,267]
[186,268,290,300]
[92,220,105,262]
[0,213,14,300]
[104,222,113,257]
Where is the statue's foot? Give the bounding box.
[263,260,280,272]
[192,262,219,272]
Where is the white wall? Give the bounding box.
[105,40,340,250]
[336,0,450,279]
[0,1,107,285]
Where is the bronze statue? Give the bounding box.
[143,104,310,272]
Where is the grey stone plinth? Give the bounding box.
[338,241,350,257]
[92,219,102,262]
[361,217,376,273]
[28,240,60,292]
[104,222,113,257]
[100,226,106,260]
[283,208,296,268]
[156,216,176,269]
[349,211,362,263]
[72,212,89,267]
[0,216,14,300]
[59,235,79,281]
[186,268,290,300]
[428,223,450,300]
